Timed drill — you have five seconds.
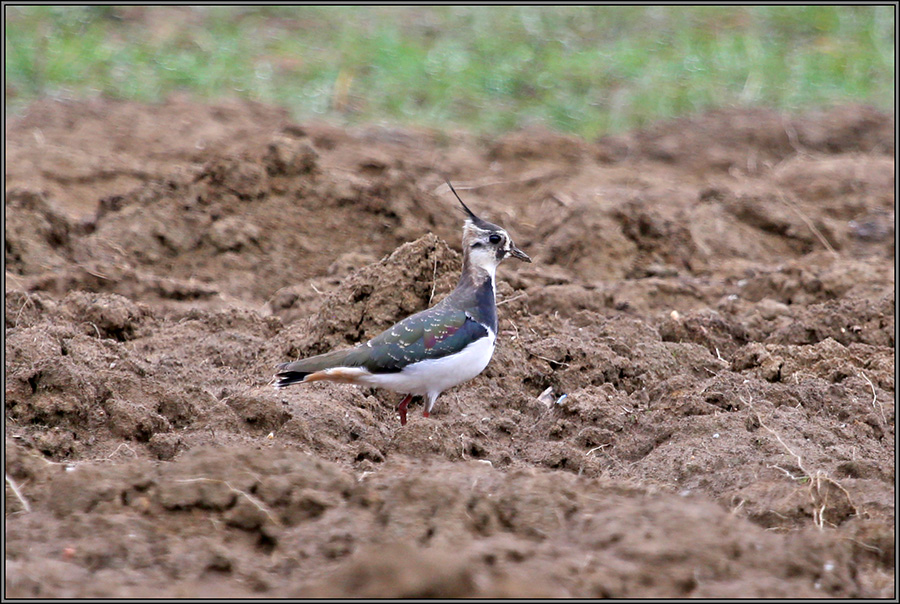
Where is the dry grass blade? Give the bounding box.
[175,477,281,527]
[436,170,566,194]
[859,371,886,424]
[527,351,571,367]
[497,292,527,306]
[774,189,838,257]
[756,413,857,530]
[6,474,31,513]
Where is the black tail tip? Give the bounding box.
[273,371,309,389]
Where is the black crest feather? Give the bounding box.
[445,180,492,229]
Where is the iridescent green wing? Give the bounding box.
[343,306,488,373]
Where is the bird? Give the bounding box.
[273,182,531,425]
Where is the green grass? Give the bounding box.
[4,6,894,138]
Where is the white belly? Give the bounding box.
[357,333,495,397]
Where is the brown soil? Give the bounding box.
[5,97,895,598]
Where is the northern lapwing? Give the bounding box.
[274,182,531,425]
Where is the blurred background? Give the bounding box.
[5,5,895,138]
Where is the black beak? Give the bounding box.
[509,246,531,262]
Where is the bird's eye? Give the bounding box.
[489,234,502,244]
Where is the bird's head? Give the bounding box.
[446,181,531,276]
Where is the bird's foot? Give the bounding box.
[396,394,413,426]
[422,410,430,418]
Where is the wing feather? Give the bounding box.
[343,307,488,373]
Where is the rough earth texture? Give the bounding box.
[5,97,895,598]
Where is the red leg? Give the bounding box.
[396,394,413,426]
[422,394,435,419]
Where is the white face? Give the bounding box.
[464,223,518,277]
